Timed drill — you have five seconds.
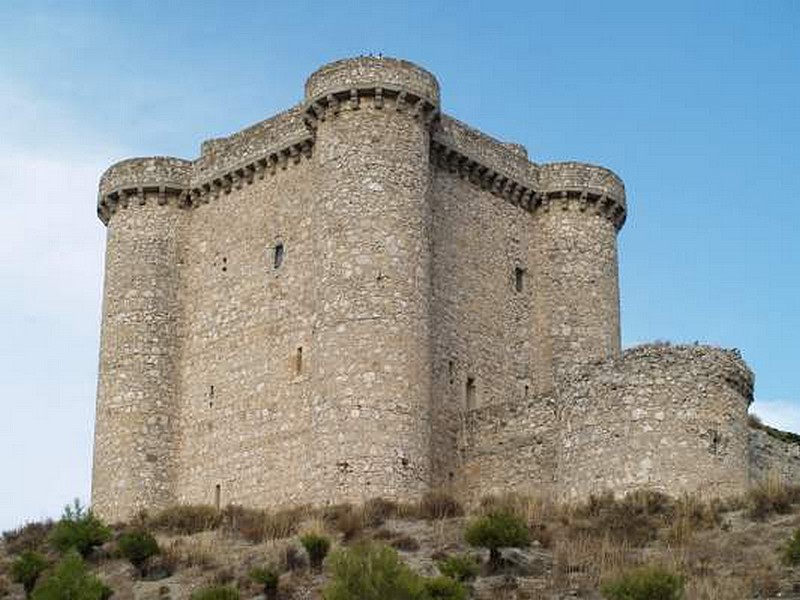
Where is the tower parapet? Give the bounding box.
[97,157,191,224]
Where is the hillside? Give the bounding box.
[2,482,800,599]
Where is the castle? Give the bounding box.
[92,57,800,523]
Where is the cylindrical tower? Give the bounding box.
[530,163,626,391]
[304,57,440,503]
[559,344,754,500]
[92,157,190,522]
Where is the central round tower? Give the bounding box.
[304,57,440,503]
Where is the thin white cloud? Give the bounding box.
[750,399,800,435]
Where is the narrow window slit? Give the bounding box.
[515,266,525,292]
[466,376,476,411]
[273,243,284,269]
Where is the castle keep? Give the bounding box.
[92,57,800,523]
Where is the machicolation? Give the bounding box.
[92,56,800,523]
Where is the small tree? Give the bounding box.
[117,530,160,574]
[31,550,112,600]
[601,565,685,600]
[323,542,427,600]
[49,500,111,558]
[249,566,279,600]
[10,551,48,597]
[464,511,530,568]
[300,533,331,570]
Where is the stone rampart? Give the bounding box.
[559,344,754,500]
[457,394,558,502]
[749,427,800,484]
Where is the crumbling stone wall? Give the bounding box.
[559,344,754,500]
[749,428,800,485]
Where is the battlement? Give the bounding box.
[305,56,440,106]
[97,157,192,224]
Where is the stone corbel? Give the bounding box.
[137,187,146,206]
[157,186,168,206]
[349,88,360,110]
[395,90,408,112]
[327,94,340,116]
[374,87,384,109]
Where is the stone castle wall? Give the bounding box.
[93,56,792,523]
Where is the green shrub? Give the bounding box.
[2,521,54,555]
[464,511,530,566]
[189,586,240,600]
[249,566,279,600]
[601,565,685,600]
[423,576,468,600]
[149,505,221,535]
[31,551,112,600]
[418,492,464,520]
[10,551,48,596]
[118,530,160,572]
[782,529,800,566]
[323,542,427,600]
[49,500,111,558]
[300,533,331,569]
[437,554,479,582]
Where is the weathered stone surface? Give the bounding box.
[92,56,796,523]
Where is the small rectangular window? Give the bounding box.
[466,377,476,410]
[295,347,303,375]
[514,267,525,292]
[214,484,221,510]
[273,243,284,269]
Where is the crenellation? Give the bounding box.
[92,56,796,523]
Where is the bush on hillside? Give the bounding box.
[2,520,54,555]
[437,553,480,582]
[117,530,160,573]
[30,550,112,600]
[249,566,279,600]
[464,511,530,567]
[423,576,468,600]
[601,565,685,600]
[10,551,49,596]
[49,500,111,558]
[322,542,427,600]
[300,532,331,570]
[782,528,800,566]
[189,586,240,600]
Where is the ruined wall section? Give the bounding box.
[456,394,558,502]
[749,428,800,485]
[94,158,191,522]
[559,344,754,500]
[301,57,440,503]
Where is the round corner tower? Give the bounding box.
[93,157,190,522]
[303,57,440,503]
[530,162,627,390]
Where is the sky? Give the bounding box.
[0,0,798,531]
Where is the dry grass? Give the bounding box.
[1,519,54,555]
[148,505,221,535]
[746,475,800,520]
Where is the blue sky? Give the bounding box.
[1,0,798,531]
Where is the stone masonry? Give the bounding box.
[92,57,800,523]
